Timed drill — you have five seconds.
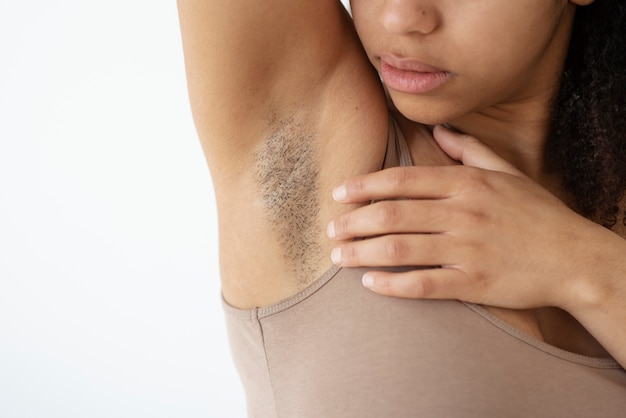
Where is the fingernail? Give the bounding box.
[362,273,374,288]
[331,247,342,264]
[327,221,336,239]
[333,185,347,202]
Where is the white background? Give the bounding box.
[0,1,351,417]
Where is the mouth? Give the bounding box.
[379,54,450,94]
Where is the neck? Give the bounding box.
[447,93,553,183]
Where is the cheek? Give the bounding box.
[451,20,556,94]
[350,1,380,40]
[351,17,382,68]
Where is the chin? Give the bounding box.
[390,95,460,126]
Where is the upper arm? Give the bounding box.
[177,0,354,168]
[177,1,389,306]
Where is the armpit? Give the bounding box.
[254,112,323,284]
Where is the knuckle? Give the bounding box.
[346,178,364,197]
[376,275,394,294]
[386,167,413,193]
[463,135,482,150]
[466,168,497,196]
[460,167,485,188]
[464,266,488,290]
[341,244,358,264]
[460,205,490,226]
[384,236,408,263]
[414,275,436,298]
[447,204,487,229]
[476,273,488,288]
[335,215,351,236]
[376,202,399,228]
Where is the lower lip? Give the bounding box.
[380,61,449,94]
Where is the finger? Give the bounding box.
[333,165,460,203]
[331,233,454,268]
[361,267,472,300]
[433,125,527,177]
[328,199,448,240]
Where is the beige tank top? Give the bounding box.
[223,118,626,417]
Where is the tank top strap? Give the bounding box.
[382,114,413,169]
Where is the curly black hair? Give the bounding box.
[547,0,626,228]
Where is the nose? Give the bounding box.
[380,0,440,35]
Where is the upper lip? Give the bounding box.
[380,53,446,73]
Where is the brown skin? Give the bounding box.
[178,0,625,367]
[329,126,626,363]
[177,0,389,308]
[328,0,626,366]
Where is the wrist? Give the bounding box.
[561,225,626,318]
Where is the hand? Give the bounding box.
[327,125,617,312]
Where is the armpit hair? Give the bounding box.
[254,112,322,284]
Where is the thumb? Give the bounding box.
[433,125,526,177]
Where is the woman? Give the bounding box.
[178,0,626,416]
[329,0,626,368]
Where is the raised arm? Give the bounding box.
[177,0,389,307]
[177,0,353,172]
